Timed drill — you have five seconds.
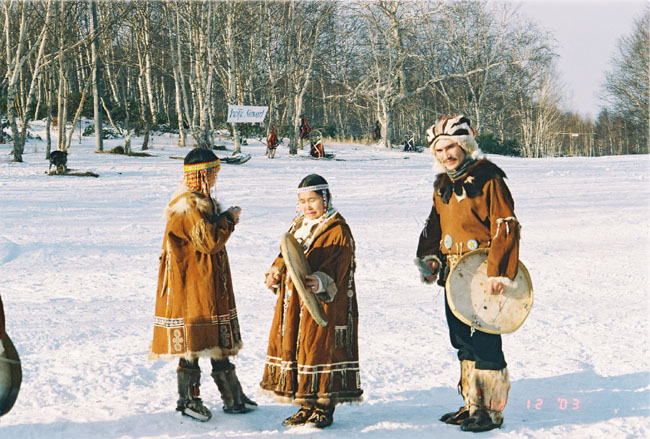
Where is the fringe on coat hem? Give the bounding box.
[257,388,363,406]
[147,341,242,361]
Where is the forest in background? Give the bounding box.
[1,0,648,162]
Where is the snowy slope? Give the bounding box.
[0,122,648,438]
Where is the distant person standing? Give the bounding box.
[267,125,279,159]
[150,148,256,422]
[372,121,381,141]
[299,116,311,150]
[415,115,519,432]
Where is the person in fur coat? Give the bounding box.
[260,174,363,429]
[150,148,256,422]
[415,116,520,432]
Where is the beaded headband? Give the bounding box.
[183,160,220,174]
[297,184,329,193]
[183,160,220,196]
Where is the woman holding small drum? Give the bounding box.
[261,174,363,429]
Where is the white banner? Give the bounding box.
[226,105,268,123]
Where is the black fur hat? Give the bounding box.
[184,148,218,165]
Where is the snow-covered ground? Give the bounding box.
[1,121,648,438]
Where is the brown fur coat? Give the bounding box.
[417,159,520,280]
[260,211,363,407]
[149,185,243,361]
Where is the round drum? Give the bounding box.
[280,232,328,327]
[445,249,533,334]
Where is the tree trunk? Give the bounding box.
[226,1,241,154]
[164,4,186,147]
[89,0,103,152]
[45,71,53,158]
[4,2,28,161]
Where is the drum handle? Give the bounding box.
[0,357,20,365]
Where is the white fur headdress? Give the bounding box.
[426,115,481,174]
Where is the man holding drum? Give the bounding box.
[261,174,363,429]
[415,115,521,432]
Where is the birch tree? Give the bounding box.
[600,10,649,153]
[282,0,334,154]
[88,0,103,152]
[3,0,52,162]
[177,0,217,149]
[348,1,432,148]
[163,1,190,147]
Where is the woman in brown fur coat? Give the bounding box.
[261,174,363,429]
[150,148,255,422]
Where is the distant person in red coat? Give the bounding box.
[267,125,279,158]
[372,121,381,141]
[299,117,311,139]
[299,116,311,150]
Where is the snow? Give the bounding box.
[0,121,648,438]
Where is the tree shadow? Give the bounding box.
[0,370,647,438]
[335,369,649,437]
[0,405,292,439]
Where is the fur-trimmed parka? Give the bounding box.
[417,159,520,281]
[260,212,363,407]
[149,184,243,361]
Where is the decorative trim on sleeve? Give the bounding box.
[493,216,520,239]
[265,265,281,279]
[312,271,337,302]
[190,219,210,252]
[488,276,518,289]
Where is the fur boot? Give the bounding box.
[306,404,335,429]
[176,364,212,422]
[282,406,314,427]
[461,367,510,432]
[211,360,257,414]
[440,360,474,424]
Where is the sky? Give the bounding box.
[515,0,648,119]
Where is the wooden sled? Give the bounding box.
[169,153,251,164]
[218,153,251,165]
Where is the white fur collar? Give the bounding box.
[290,211,340,252]
[163,184,214,220]
[293,216,323,245]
